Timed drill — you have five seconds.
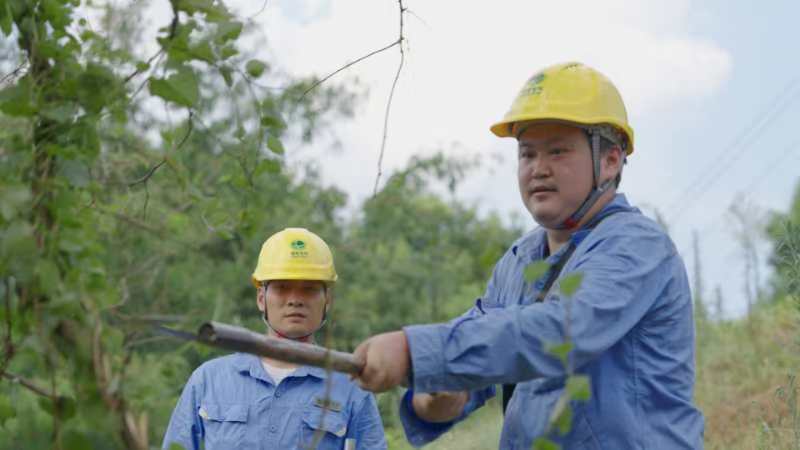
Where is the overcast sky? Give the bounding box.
[140,0,800,318]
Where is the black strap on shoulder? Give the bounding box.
[501,210,620,415]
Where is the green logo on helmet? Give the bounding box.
[290,240,306,250]
[520,73,545,97]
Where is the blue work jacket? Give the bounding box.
[162,353,387,450]
[399,194,704,449]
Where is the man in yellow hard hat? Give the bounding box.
[163,228,387,450]
[352,62,705,449]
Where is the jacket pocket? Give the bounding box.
[300,407,348,450]
[199,403,249,449]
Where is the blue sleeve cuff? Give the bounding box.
[398,389,456,447]
[397,386,497,447]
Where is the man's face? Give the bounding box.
[517,123,595,228]
[257,279,329,339]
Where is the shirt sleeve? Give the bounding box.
[348,392,387,450]
[404,225,675,392]
[162,370,204,450]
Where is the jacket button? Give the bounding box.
[269,425,277,433]
[275,391,281,398]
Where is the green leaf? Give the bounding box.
[553,403,573,435]
[37,396,76,421]
[1,221,37,282]
[0,2,13,36]
[36,259,61,295]
[566,375,592,401]
[533,437,560,450]
[0,395,16,427]
[76,63,119,114]
[524,261,550,282]
[215,20,243,43]
[160,25,193,63]
[546,342,572,366]
[559,272,584,297]
[135,61,150,72]
[149,67,199,108]
[58,397,77,421]
[41,0,71,30]
[0,185,32,220]
[67,119,100,159]
[219,66,233,87]
[189,40,215,63]
[0,78,37,116]
[219,45,238,60]
[175,0,231,22]
[267,135,284,155]
[62,430,93,450]
[253,159,281,177]
[260,115,285,130]
[245,59,267,78]
[169,443,188,450]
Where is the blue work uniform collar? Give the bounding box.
[231,353,328,384]
[512,193,635,264]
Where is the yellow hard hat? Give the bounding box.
[490,62,634,155]
[251,228,338,287]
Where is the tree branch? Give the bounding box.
[247,0,270,20]
[0,61,29,87]
[299,39,401,102]
[129,112,194,188]
[1,370,55,399]
[373,0,407,196]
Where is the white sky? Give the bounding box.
[135,0,800,319]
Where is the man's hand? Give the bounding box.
[412,391,469,423]
[352,331,410,393]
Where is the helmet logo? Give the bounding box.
[520,73,546,97]
[290,239,308,258]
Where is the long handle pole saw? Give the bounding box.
[157,321,365,375]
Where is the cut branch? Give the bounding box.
[373,0,406,196]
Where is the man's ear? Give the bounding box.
[256,286,266,312]
[602,145,623,181]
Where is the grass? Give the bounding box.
[696,297,800,450]
[385,398,503,450]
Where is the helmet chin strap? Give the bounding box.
[555,128,615,230]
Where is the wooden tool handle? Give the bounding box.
[197,321,365,375]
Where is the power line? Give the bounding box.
[666,77,800,224]
[674,139,800,260]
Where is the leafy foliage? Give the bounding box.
[0,0,356,448]
[0,1,527,448]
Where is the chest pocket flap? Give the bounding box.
[201,403,249,423]
[302,408,348,438]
